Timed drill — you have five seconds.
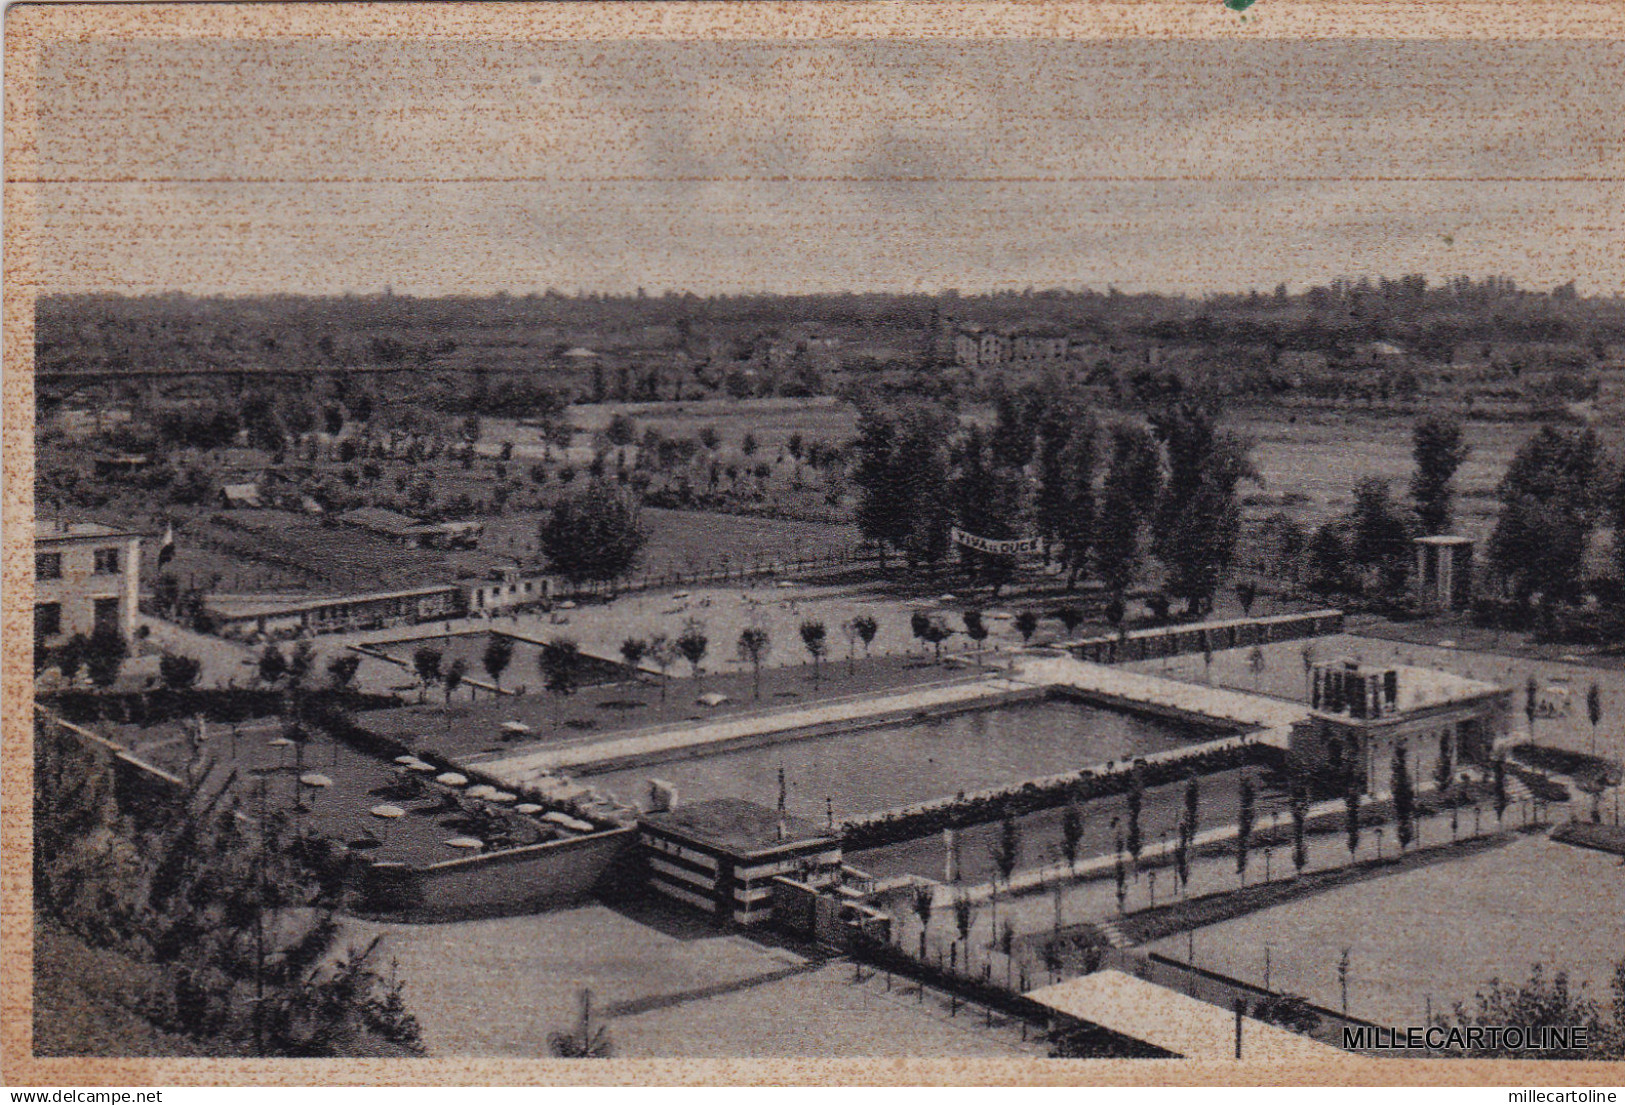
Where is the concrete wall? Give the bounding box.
[355,826,638,922]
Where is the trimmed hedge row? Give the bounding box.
[41,686,401,727]
[1510,742,1623,786]
[840,740,1285,852]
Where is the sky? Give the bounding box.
[29,37,1625,297]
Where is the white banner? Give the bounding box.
[950,527,1041,557]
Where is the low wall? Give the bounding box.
[352,825,638,923]
[1069,610,1344,665]
[841,736,1284,852]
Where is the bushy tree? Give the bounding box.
[851,401,956,569]
[1489,425,1601,608]
[482,634,514,690]
[411,647,441,703]
[1411,415,1470,534]
[736,627,770,700]
[539,638,581,697]
[1348,477,1415,595]
[158,653,202,692]
[798,621,828,688]
[539,481,647,586]
[676,619,709,684]
[1392,745,1415,850]
[326,653,361,692]
[1150,399,1257,616]
[1097,424,1163,602]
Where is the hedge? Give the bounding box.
[840,740,1284,852]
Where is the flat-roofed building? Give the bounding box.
[1026,970,1344,1061]
[638,798,842,926]
[1292,660,1513,796]
[34,521,144,646]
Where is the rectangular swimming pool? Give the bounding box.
[582,693,1234,820]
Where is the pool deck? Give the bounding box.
[472,654,1311,793]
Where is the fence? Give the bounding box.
[558,542,882,600]
[1069,610,1345,665]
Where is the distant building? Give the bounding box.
[463,567,555,614]
[1412,536,1473,611]
[208,584,463,640]
[339,507,483,549]
[92,453,154,478]
[34,520,144,646]
[218,483,263,509]
[639,798,843,926]
[1291,660,1513,796]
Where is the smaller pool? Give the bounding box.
[585,693,1233,820]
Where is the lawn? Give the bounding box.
[355,652,986,767]
[1143,832,1625,1028]
[346,899,1041,1058]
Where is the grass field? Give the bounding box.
[1144,832,1625,1028]
[347,901,1041,1057]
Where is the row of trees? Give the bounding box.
[852,388,1257,609]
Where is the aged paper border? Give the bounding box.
[4,0,1624,1086]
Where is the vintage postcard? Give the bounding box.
[4,0,1623,1088]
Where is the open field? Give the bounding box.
[586,694,1222,822]
[1232,407,1530,540]
[1144,832,1625,1028]
[347,901,1041,1058]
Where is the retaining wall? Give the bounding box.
[353,826,638,922]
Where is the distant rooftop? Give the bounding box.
[1025,970,1342,1061]
[641,797,833,858]
[35,520,143,542]
[1413,534,1474,546]
[1316,659,1503,715]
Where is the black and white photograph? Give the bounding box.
[5,0,1624,1085]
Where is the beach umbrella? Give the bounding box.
[444,836,483,850]
[299,773,333,789]
[405,760,436,773]
[515,803,544,814]
[394,755,419,766]
[697,691,730,707]
[370,804,406,819]
[501,721,532,735]
[436,772,468,787]
[466,784,498,799]
[488,791,517,803]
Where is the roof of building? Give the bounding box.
[640,798,834,858]
[340,506,429,536]
[1413,534,1474,546]
[1024,970,1342,1061]
[35,520,144,543]
[221,483,262,500]
[1315,660,1504,715]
